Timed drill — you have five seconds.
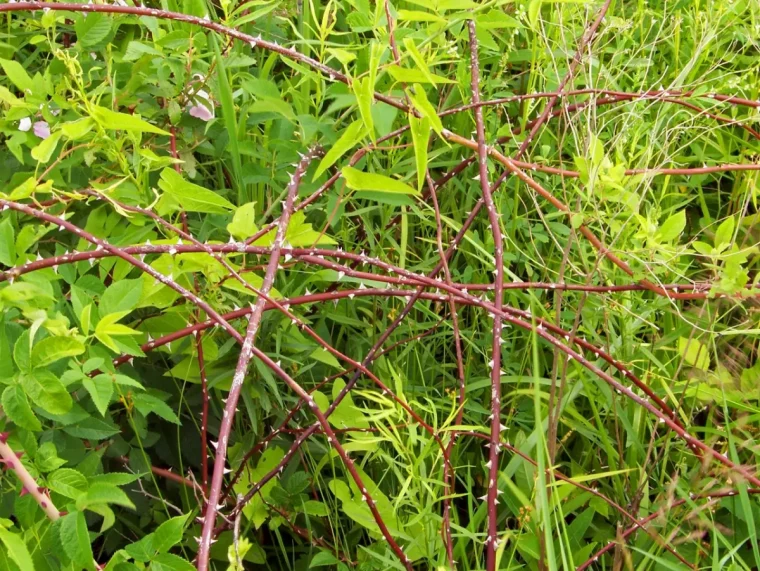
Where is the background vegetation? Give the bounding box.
[0,0,759,569]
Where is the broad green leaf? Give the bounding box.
[91,106,170,136]
[60,512,95,570]
[153,514,191,553]
[314,119,365,180]
[31,131,63,164]
[408,84,443,134]
[397,10,446,22]
[678,337,709,371]
[77,483,135,511]
[157,168,235,214]
[61,416,120,440]
[351,77,375,142]
[342,166,419,196]
[100,278,143,316]
[220,272,282,299]
[655,211,686,243]
[409,114,430,191]
[95,311,141,352]
[2,385,41,431]
[0,58,34,93]
[285,211,337,247]
[0,527,34,571]
[227,202,258,240]
[75,13,112,47]
[20,370,72,415]
[309,347,341,368]
[82,375,114,417]
[310,551,340,567]
[233,447,285,528]
[48,468,88,499]
[31,336,85,367]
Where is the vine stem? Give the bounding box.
[0,432,60,521]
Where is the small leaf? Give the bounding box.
[387,65,455,84]
[678,337,710,371]
[402,38,436,85]
[409,114,430,191]
[408,85,443,134]
[342,166,419,196]
[655,211,686,243]
[352,77,375,141]
[100,279,143,316]
[310,551,340,567]
[31,131,63,164]
[0,218,16,267]
[91,106,169,136]
[153,514,191,553]
[151,553,195,571]
[227,202,258,240]
[132,393,180,424]
[0,58,34,93]
[75,13,112,47]
[714,215,735,251]
[314,119,365,180]
[310,347,341,368]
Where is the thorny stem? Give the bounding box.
[467,21,504,568]
[0,432,60,521]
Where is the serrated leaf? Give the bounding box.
[82,375,114,417]
[678,337,709,371]
[75,13,112,47]
[100,279,143,316]
[310,551,339,567]
[153,514,191,553]
[2,385,41,432]
[151,553,195,571]
[342,166,419,195]
[31,336,85,368]
[76,483,135,511]
[48,468,88,499]
[60,512,95,570]
[132,393,180,424]
[20,370,72,415]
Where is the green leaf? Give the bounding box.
[82,375,114,417]
[0,58,34,93]
[302,500,329,516]
[20,370,72,415]
[402,38,436,85]
[91,106,170,136]
[100,279,143,316]
[409,114,430,191]
[132,393,181,424]
[408,84,443,134]
[95,311,141,352]
[2,385,41,432]
[153,514,191,553]
[77,483,135,511]
[0,527,34,571]
[157,168,235,214]
[309,347,341,368]
[0,218,16,267]
[655,211,686,243]
[678,337,709,371]
[714,215,735,251]
[150,553,195,571]
[48,468,89,499]
[31,132,63,164]
[61,118,96,140]
[310,551,340,567]
[342,166,419,196]
[31,336,85,367]
[60,512,95,570]
[387,65,455,84]
[352,77,375,142]
[314,119,365,180]
[75,13,112,47]
[61,416,120,440]
[227,202,258,240]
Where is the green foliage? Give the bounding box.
[1,0,760,570]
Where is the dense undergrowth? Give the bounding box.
[0,0,759,569]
